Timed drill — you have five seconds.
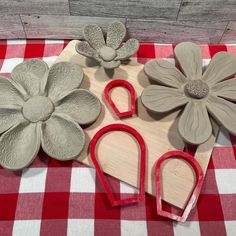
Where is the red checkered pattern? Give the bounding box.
[0,40,235,236]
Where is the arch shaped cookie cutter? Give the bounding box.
[90,124,146,206]
[155,150,204,222]
[104,80,136,118]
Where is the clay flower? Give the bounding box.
[0,59,101,170]
[141,42,236,145]
[76,21,139,69]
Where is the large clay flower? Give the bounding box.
[76,21,139,69]
[0,59,101,170]
[141,42,236,145]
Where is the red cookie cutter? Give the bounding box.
[90,124,146,206]
[104,80,136,118]
[155,150,204,222]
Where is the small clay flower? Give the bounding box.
[141,42,236,145]
[76,21,139,69]
[0,59,101,170]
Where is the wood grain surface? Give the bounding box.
[21,15,125,39]
[69,0,181,20]
[0,15,25,39]
[0,0,236,43]
[0,0,70,15]
[55,40,218,209]
[178,0,236,21]
[221,21,236,44]
[126,19,227,44]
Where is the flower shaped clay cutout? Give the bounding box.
[76,21,139,69]
[0,59,101,170]
[141,42,236,145]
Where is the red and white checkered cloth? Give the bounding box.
[0,40,235,236]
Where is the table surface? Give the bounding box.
[0,40,235,236]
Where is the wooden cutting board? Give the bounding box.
[56,40,218,209]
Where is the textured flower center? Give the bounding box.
[184,80,209,99]
[99,46,117,61]
[22,96,54,122]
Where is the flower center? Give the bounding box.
[184,80,209,99]
[22,96,54,122]
[99,46,117,61]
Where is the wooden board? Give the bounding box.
[220,21,236,44]
[69,0,181,20]
[56,40,218,209]
[0,15,25,39]
[126,19,227,44]
[178,0,236,21]
[18,14,227,44]
[21,15,125,39]
[0,0,69,15]
[1,0,236,43]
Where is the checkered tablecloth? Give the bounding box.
[0,40,235,236]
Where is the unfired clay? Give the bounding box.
[141,42,236,145]
[0,59,101,170]
[76,21,139,69]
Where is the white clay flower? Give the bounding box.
[76,21,139,69]
[0,59,101,170]
[141,42,236,145]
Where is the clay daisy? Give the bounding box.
[76,21,139,69]
[141,42,236,145]
[0,59,101,170]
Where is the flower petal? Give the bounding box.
[141,85,188,113]
[0,122,41,170]
[45,62,83,102]
[115,39,139,60]
[144,59,186,88]
[178,101,212,144]
[0,76,25,105]
[11,59,49,97]
[55,89,101,125]
[206,95,236,135]
[211,78,236,101]
[202,52,236,87]
[83,24,105,50]
[75,41,101,62]
[106,21,126,50]
[174,42,202,80]
[0,105,25,133]
[41,114,85,160]
[100,60,121,69]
